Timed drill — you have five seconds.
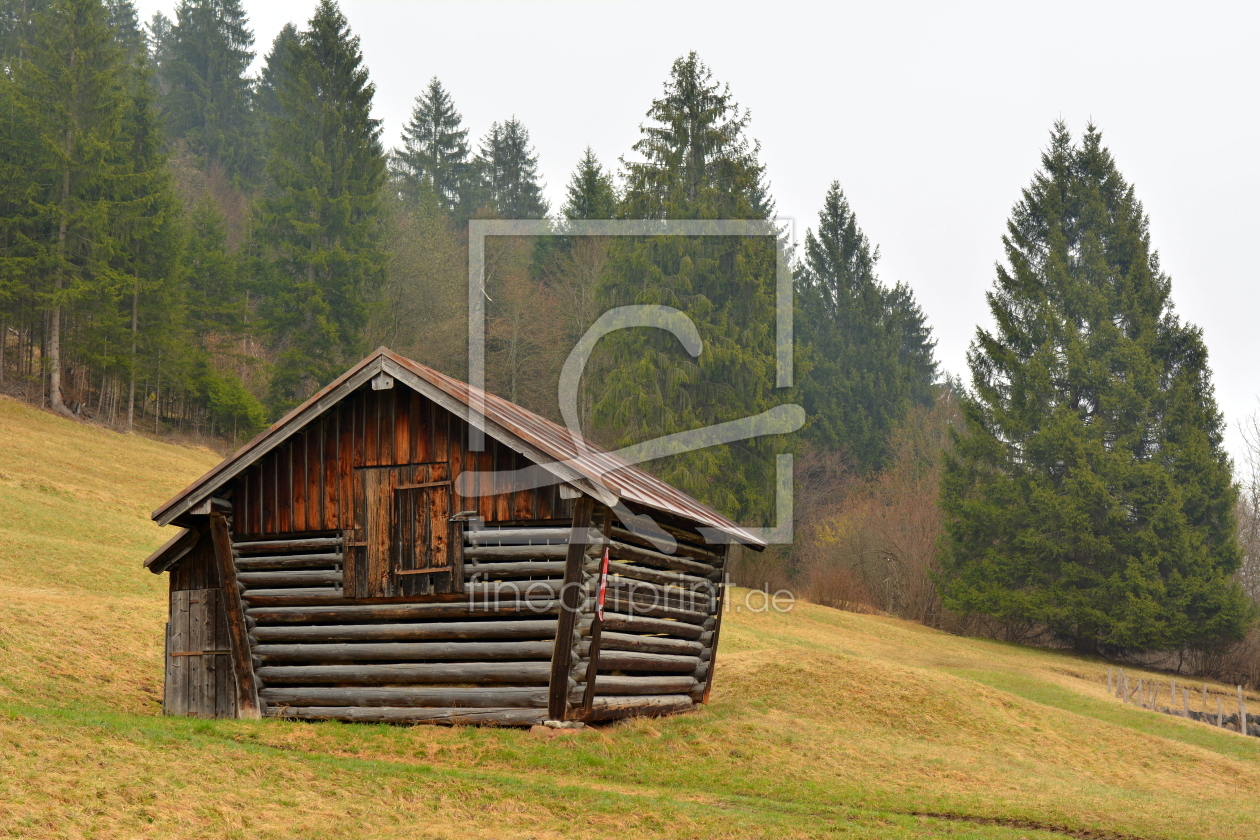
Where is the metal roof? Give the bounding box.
[153,348,766,548]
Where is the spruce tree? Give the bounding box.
[940,123,1250,653]
[796,182,937,473]
[254,22,296,123]
[473,117,548,219]
[561,147,617,220]
[11,0,130,416]
[160,0,255,177]
[590,52,780,522]
[391,77,472,215]
[112,22,185,431]
[258,0,386,409]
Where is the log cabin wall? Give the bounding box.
[227,381,573,601]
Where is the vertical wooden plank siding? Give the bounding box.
[187,589,215,714]
[213,589,235,717]
[292,433,307,532]
[165,590,188,715]
[209,513,261,719]
[549,496,595,721]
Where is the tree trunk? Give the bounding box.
[126,282,137,432]
[48,47,75,419]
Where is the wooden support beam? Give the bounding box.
[209,513,261,720]
[581,511,614,716]
[702,544,729,704]
[549,497,594,721]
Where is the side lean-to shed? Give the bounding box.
[144,347,764,725]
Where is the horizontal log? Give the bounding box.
[568,675,699,699]
[265,706,547,725]
[234,553,344,570]
[609,526,721,563]
[594,650,701,673]
[238,570,343,588]
[247,601,562,625]
[583,694,695,722]
[694,662,709,681]
[243,587,342,601]
[466,527,602,545]
[257,661,552,686]
[252,620,558,643]
[608,540,717,577]
[260,686,550,708]
[463,544,601,560]
[599,594,709,625]
[253,641,555,663]
[584,559,714,590]
[465,580,564,600]
[581,632,703,657]
[579,612,705,640]
[463,561,566,580]
[234,537,342,553]
[597,579,714,615]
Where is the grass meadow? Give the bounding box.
[0,394,1256,839]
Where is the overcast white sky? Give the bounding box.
[135,0,1260,463]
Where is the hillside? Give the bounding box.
[0,394,1258,839]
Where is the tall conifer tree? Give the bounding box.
[11,0,130,415]
[392,77,472,215]
[562,147,617,220]
[160,0,254,177]
[591,52,781,522]
[474,117,547,219]
[940,124,1250,652]
[259,0,386,408]
[796,182,936,473]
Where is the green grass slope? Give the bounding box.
[0,393,1256,839]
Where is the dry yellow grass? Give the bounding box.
[0,393,1256,839]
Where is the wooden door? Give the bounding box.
[395,463,454,596]
[355,463,455,598]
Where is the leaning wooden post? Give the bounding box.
[1203,683,1208,713]
[1116,668,1124,698]
[209,512,261,720]
[1122,674,1129,703]
[581,509,614,716]
[1239,686,1248,735]
[548,496,594,722]
[700,540,732,705]
[1107,667,1113,695]
[1217,696,1223,727]
[1171,678,1177,712]
[1182,687,1190,717]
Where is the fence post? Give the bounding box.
[1123,674,1130,704]
[1171,678,1177,712]
[1183,687,1190,718]
[1203,683,1208,713]
[1107,667,1113,695]
[1117,668,1125,698]
[1239,686,1247,735]
[1217,696,1223,727]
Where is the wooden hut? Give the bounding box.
[143,347,764,725]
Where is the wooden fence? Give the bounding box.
[1107,667,1259,736]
